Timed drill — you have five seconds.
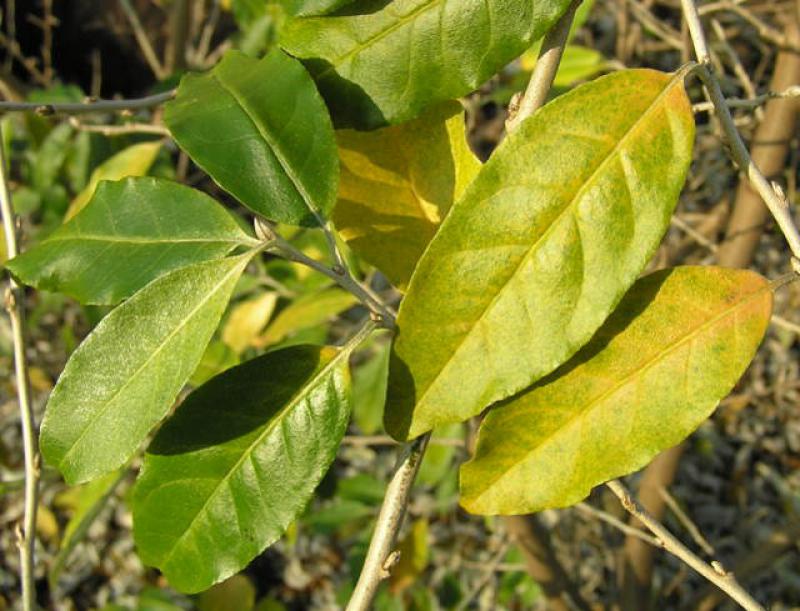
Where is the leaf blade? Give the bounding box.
[40,254,253,484]
[133,344,352,593]
[386,69,695,440]
[460,266,773,514]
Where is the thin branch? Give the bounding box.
[575,502,660,547]
[0,90,176,115]
[0,123,38,611]
[342,435,464,448]
[658,486,715,556]
[679,0,800,267]
[346,434,430,611]
[506,0,582,131]
[692,85,800,112]
[67,117,170,137]
[607,480,765,611]
[117,0,167,79]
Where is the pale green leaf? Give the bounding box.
[386,69,695,440]
[461,267,773,514]
[280,0,574,128]
[222,292,279,353]
[165,49,338,226]
[333,102,480,290]
[40,254,253,484]
[66,141,162,219]
[133,344,352,593]
[6,177,256,305]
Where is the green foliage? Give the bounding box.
[165,49,338,226]
[133,344,352,592]
[6,177,257,304]
[40,254,254,484]
[460,267,773,514]
[385,69,696,441]
[280,0,575,128]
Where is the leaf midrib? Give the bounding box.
[473,283,769,501]
[155,348,348,568]
[44,234,254,246]
[410,72,683,417]
[58,256,248,471]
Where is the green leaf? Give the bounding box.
[282,0,358,16]
[6,177,257,305]
[520,45,607,89]
[40,254,254,485]
[461,266,773,514]
[385,69,695,441]
[165,49,339,226]
[222,291,279,353]
[352,339,390,435]
[66,141,162,219]
[333,101,480,290]
[280,0,574,128]
[256,288,357,348]
[197,575,256,611]
[133,344,353,593]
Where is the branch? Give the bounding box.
[0,90,176,115]
[607,480,765,611]
[0,124,39,610]
[692,85,800,112]
[118,0,166,79]
[506,0,581,131]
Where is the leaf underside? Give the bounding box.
[133,345,351,593]
[461,266,773,514]
[386,68,695,441]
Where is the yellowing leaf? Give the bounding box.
[333,102,480,290]
[461,267,773,515]
[390,519,429,593]
[222,292,278,353]
[386,69,695,441]
[256,288,357,348]
[65,141,162,219]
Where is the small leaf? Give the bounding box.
[197,575,256,611]
[521,45,607,88]
[386,69,695,441]
[280,0,574,128]
[460,266,773,514]
[165,49,338,226]
[256,288,357,348]
[333,102,480,290]
[222,292,279,353]
[66,141,162,219]
[133,344,352,593]
[6,177,256,305]
[40,254,253,485]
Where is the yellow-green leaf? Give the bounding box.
[222,292,279,353]
[333,102,480,290]
[461,266,773,515]
[385,69,695,441]
[65,141,162,219]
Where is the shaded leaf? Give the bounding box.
[66,141,162,219]
[222,292,279,353]
[6,177,256,305]
[256,288,357,348]
[133,344,352,592]
[40,254,253,484]
[190,341,241,386]
[390,519,428,593]
[165,49,338,226]
[333,102,480,289]
[461,267,773,514]
[283,0,358,16]
[197,575,256,611]
[522,45,608,88]
[280,0,573,128]
[352,339,390,435]
[386,69,695,440]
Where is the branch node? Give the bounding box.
[254,218,276,242]
[381,550,401,576]
[711,561,728,576]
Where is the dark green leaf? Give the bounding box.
[6,177,256,305]
[133,344,352,592]
[165,49,338,226]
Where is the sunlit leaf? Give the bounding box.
[280,0,574,128]
[165,49,338,226]
[461,267,773,514]
[386,69,695,440]
[133,344,353,592]
[333,102,480,290]
[40,254,254,484]
[522,45,608,88]
[6,177,256,305]
[222,292,279,353]
[66,141,162,219]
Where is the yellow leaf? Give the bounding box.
[36,503,60,544]
[389,519,429,593]
[333,102,480,290]
[65,141,162,219]
[222,292,278,353]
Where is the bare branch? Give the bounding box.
[0,90,176,115]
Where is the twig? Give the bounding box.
[506,0,581,131]
[455,539,511,611]
[342,435,464,448]
[0,123,38,610]
[679,0,800,266]
[670,214,719,253]
[0,90,176,115]
[607,480,765,611]
[692,85,800,112]
[346,434,430,611]
[67,117,170,137]
[575,502,660,547]
[117,0,166,79]
[658,486,715,556]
